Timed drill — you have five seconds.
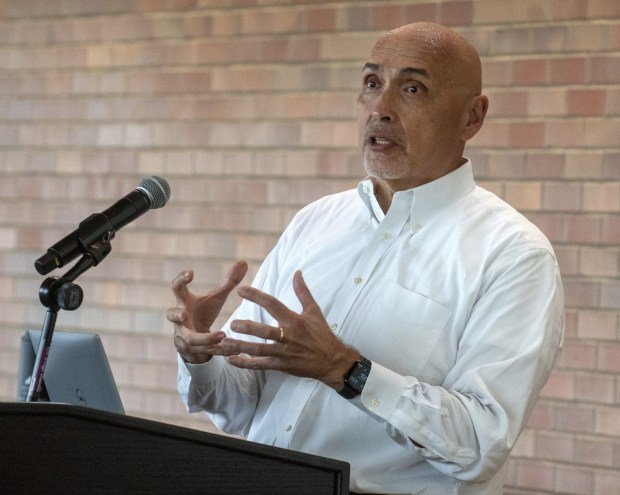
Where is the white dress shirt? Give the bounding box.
[177,160,564,495]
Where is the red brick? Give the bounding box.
[589,55,620,84]
[439,1,474,27]
[556,404,596,433]
[598,342,620,373]
[504,182,542,210]
[557,341,598,370]
[526,402,556,429]
[585,120,620,148]
[545,120,587,148]
[601,215,620,244]
[575,372,616,404]
[535,431,574,462]
[596,470,620,494]
[583,182,620,213]
[527,87,567,117]
[488,90,528,117]
[473,1,551,25]
[552,0,588,20]
[577,310,618,341]
[542,183,582,212]
[554,245,579,275]
[481,59,513,86]
[562,278,601,308]
[402,4,439,24]
[525,153,565,178]
[512,58,548,85]
[516,459,554,491]
[541,369,575,400]
[564,152,605,180]
[601,280,620,310]
[589,0,620,17]
[568,89,607,116]
[579,246,620,277]
[554,464,595,494]
[596,406,620,437]
[304,8,337,32]
[550,56,588,84]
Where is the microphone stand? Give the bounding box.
[26,238,112,403]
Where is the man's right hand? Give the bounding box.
[167,260,248,364]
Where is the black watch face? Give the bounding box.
[347,359,371,394]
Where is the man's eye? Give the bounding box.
[406,86,419,94]
[366,79,378,89]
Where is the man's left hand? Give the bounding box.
[216,270,360,391]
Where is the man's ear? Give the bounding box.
[462,95,489,141]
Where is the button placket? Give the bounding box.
[322,192,412,342]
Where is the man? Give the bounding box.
[167,22,564,494]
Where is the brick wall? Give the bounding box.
[0,1,618,493]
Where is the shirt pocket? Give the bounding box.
[373,282,452,378]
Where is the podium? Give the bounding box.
[0,402,349,494]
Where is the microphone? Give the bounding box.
[35,176,171,275]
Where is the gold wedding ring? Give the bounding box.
[279,327,285,343]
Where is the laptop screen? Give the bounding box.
[17,330,125,415]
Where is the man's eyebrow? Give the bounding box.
[399,67,429,78]
[362,63,429,79]
[362,62,380,72]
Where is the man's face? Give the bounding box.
[357,31,477,191]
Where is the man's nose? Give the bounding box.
[372,111,392,122]
[371,90,395,122]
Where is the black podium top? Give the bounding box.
[0,402,349,494]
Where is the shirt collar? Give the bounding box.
[357,159,476,233]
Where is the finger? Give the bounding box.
[171,270,194,306]
[230,319,282,342]
[174,327,226,359]
[237,285,292,324]
[175,327,225,348]
[166,306,187,324]
[220,338,281,358]
[227,354,279,370]
[219,260,249,294]
[292,270,319,312]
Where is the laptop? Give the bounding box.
[17,330,125,415]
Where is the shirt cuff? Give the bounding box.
[360,361,407,420]
[180,354,226,384]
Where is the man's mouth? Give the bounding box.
[368,134,396,148]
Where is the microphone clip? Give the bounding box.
[38,237,112,311]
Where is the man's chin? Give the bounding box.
[363,159,409,181]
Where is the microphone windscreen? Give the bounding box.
[138,176,171,209]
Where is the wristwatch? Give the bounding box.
[338,356,372,399]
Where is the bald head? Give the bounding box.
[357,22,489,196]
[372,22,483,96]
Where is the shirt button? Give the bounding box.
[353,276,362,285]
[285,425,292,432]
[330,323,338,330]
[381,232,391,240]
[371,398,380,408]
[413,223,422,232]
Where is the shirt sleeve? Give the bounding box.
[177,353,264,436]
[356,247,564,482]
[176,237,287,436]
